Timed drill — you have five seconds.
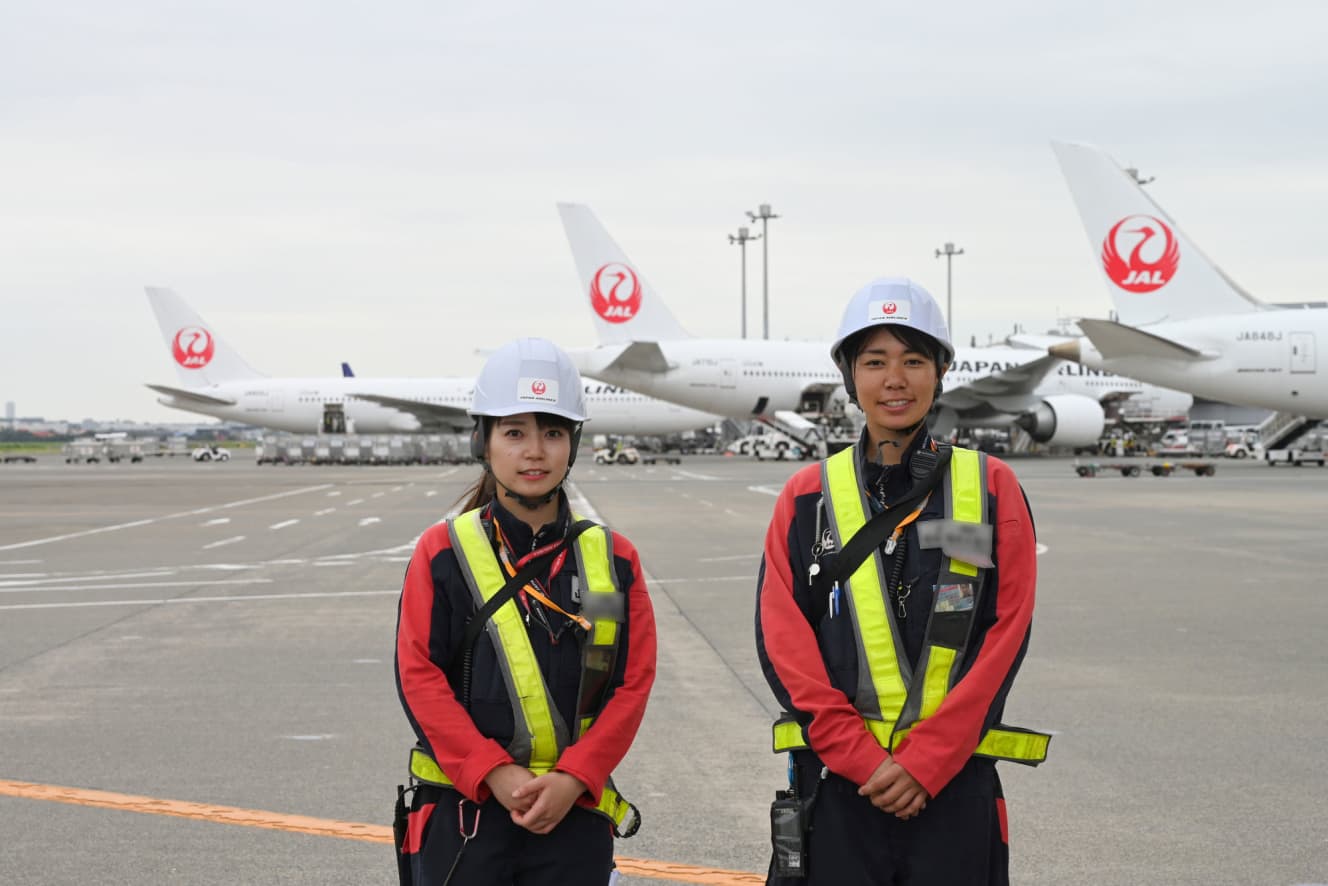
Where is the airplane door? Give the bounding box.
[1290,332,1316,374]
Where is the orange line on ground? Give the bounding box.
[0,779,764,885]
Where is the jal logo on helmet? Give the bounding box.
[1101,215,1179,293]
[868,298,911,323]
[590,263,642,324]
[171,326,215,369]
[518,377,558,404]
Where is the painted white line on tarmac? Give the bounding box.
[346,498,365,506]
[0,485,333,552]
[0,572,47,580]
[269,519,300,530]
[0,570,173,589]
[747,485,782,497]
[0,559,43,565]
[371,492,385,499]
[315,561,354,568]
[673,469,720,481]
[0,578,272,596]
[0,588,396,611]
[327,491,342,497]
[1037,543,1049,555]
[314,508,336,516]
[202,536,246,550]
[425,491,438,498]
[358,517,382,527]
[564,481,604,523]
[203,518,231,526]
[435,468,460,479]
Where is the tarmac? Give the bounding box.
[1,451,1326,885]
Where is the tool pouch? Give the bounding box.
[770,789,813,879]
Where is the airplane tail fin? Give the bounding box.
[145,287,265,387]
[557,203,691,344]
[1051,141,1263,326]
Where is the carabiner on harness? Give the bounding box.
[441,799,482,886]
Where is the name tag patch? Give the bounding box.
[916,519,994,568]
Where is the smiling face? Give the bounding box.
[485,412,573,508]
[852,326,944,441]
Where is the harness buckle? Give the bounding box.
[613,802,641,839]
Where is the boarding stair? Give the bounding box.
[1259,412,1320,451]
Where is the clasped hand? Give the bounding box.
[484,764,588,835]
[858,757,929,820]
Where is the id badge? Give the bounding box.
[933,582,975,613]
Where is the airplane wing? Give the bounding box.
[352,394,473,432]
[603,341,673,373]
[145,383,237,407]
[938,354,1063,413]
[1077,318,1208,361]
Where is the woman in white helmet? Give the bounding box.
[395,337,657,886]
[755,279,1048,885]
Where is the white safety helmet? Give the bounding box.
[830,278,954,404]
[470,337,588,422]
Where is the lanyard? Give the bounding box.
[882,493,931,556]
[491,519,592,632]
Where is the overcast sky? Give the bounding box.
[4,1,1327,421]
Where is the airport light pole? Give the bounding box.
[746,203,780,339]
[728,225,761,338]
[934,241,965,335]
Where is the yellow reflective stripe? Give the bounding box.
[947,448,982,578]
[410,746,449,785]
[772,718,806,753]
[824,448,908,719]
[453,511,560,772]
[579,716,594,739]
[975,728,1050,763]
[575,522,619,647]
[919,647,955,720]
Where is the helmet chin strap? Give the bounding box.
[488,464,571,511]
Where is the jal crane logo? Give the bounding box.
[171,326,215,369]
[590,263,642,324]
[882,302,898,316]
[531,380,548,396]
[1101,214,1179,293]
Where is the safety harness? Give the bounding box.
[772,445,1050,766]
[407,507,640,836]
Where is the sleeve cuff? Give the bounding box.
[454,740,514,803]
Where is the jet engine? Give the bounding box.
[1015,395,1105,448]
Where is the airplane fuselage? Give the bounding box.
[1070,312,1328,418]
[154,376,720,436]
[570,339,1188,422]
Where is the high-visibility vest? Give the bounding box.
[772,445,1050,766]
[410,507,638,834]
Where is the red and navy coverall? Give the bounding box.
[755,433,1037,885]
[396,496,657,885]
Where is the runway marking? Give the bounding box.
[202,536,245,550]
[673,469,720,481]
[326,491,341,497]
[371,492,385,499]
[0,779,765,884]
[0,485,333,552]
[0,572,48,579]
[203,518,230,526]
[0,559,43,565]
[314,508,336,516]
[0,588,395,611]
[0,570,173,588]
[346,498,365,506]
[1037,543,1049,555]
[425,491,438,498]
[269,519,300,530]
[358,517,382,527]
[746,484,781,497]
